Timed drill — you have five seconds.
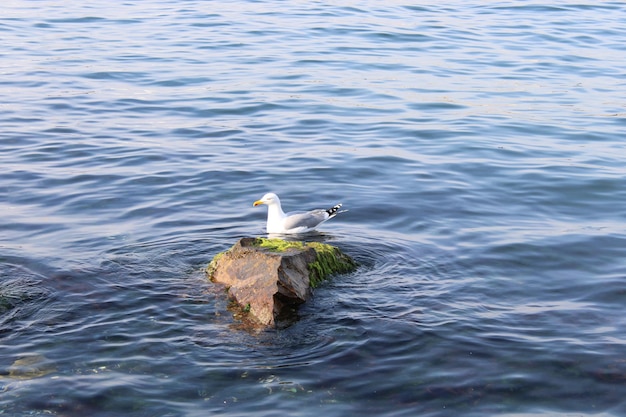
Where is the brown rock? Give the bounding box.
[207,237,356,327]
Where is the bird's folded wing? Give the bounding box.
[282,210,328,230]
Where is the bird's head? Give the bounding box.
[253,192,279,207]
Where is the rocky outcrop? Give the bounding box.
[207,237,356,328]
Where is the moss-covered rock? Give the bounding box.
[206,237,356,328]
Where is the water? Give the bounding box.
[1,1,625,416]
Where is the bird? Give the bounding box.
[253,192,344,234]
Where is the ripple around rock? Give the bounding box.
[207,237,356,328]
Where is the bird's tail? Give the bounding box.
[326,203,345,218]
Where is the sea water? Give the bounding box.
[1,1,625,416]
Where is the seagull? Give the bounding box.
[253,192,344,234]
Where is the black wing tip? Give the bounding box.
[326,203,343,217]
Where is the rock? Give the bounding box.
[207,237,356,327]
[0,275,48,313]
[0,354,56,380]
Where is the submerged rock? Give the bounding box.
[0,275,48,314]
[0,354,56,380]
[207,237,356,327]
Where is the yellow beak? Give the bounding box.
[253,200,264,207]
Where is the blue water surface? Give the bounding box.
[1,1,625,416]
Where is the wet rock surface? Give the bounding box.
[207,237,356,328]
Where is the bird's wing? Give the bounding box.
[282,210,329,231]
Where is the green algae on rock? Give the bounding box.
[303,241,356,288]
[206,237,356,327]
[251,238,356,288]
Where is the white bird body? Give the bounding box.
[253,192,344,234]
